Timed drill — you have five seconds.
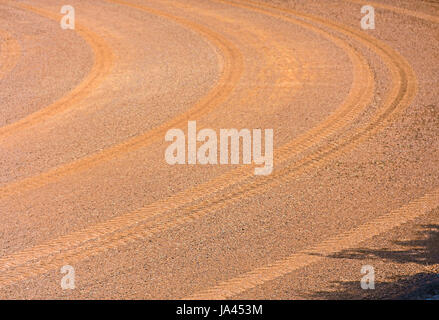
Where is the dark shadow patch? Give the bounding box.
[305,224,439,299]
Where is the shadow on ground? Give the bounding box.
[306,223,439,299]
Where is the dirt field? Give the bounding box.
[0,0,438,299]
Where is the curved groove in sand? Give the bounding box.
[189,187,439,299]
[0,4,114,140]
[0,0,244,199]
[0,0,378,286]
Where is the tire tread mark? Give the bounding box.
[188,188,439,299]
[0,0,377,284]
[0,4,114,139]
[0,0,244,198]
[0,0,420,293]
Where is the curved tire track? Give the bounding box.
[189,187,439,299]
[0,4,114,139]
[0,0,244,199]
[0,0,379,286]
[0,0,422,292]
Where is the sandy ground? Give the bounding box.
[0,0,438,299]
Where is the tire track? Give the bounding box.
[0,0,359,203]
[0,0,310,268]
[188,187,439,299]
[179,0,419,298]
[0,0,302,191]
[0,3,114,139]
[0,0,244,199]
[0,0,378,286]
[42,0,417,288]
[0,0,427,298]
[159,0,306,129]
